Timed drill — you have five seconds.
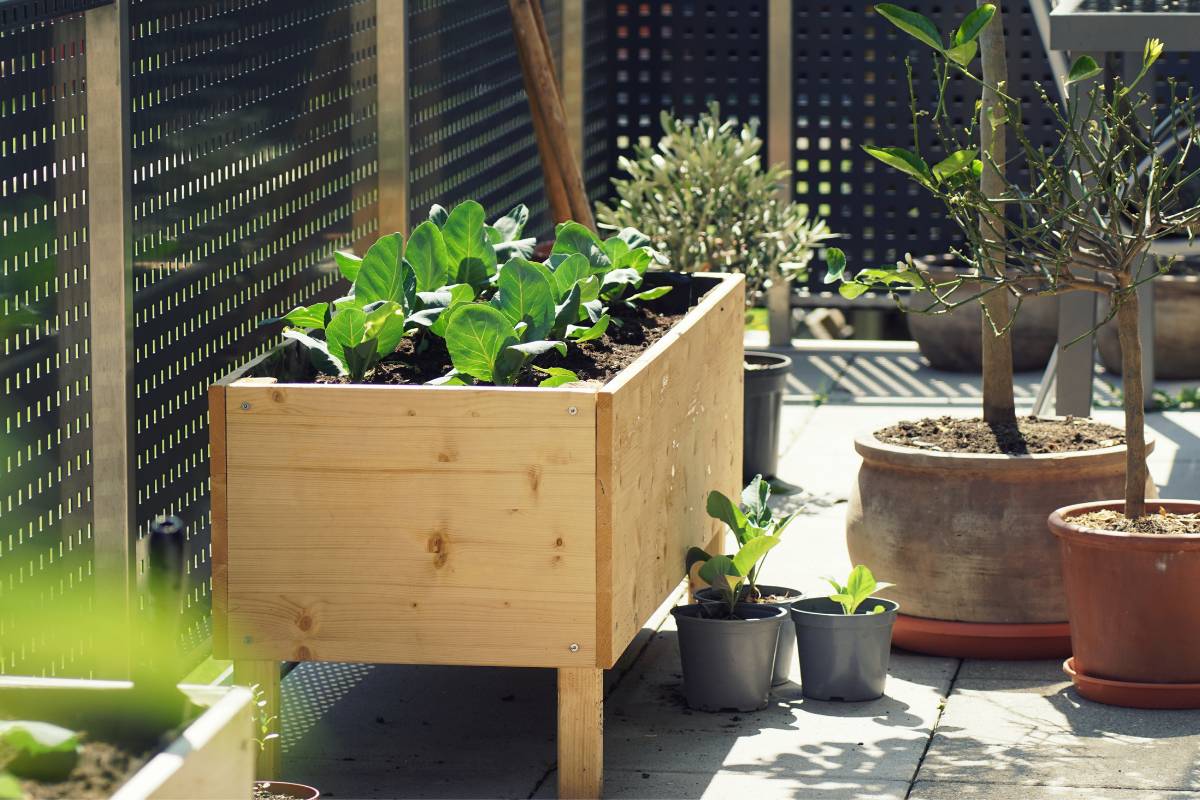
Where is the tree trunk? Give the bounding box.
[978,1,1017,425]
[1116,288,1148,517]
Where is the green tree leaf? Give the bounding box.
[823,247,848,284]
[444,304,517,383]
[839,281,871,300]
[945,40,977,66]
[405,221,452,293]
[932,150,977,183]
[875,4,943,51]
[493,258,556,341]
[1065,55,1102,86]
[954,4,995,46]
[862,145,933,186]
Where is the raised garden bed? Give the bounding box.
[209,271,744,798]
[0,678,254,800]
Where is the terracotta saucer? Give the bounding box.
[1063,658,1200,709]
[892,614,1072,660]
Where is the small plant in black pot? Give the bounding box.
[690,476,803,685]
[672,539,788,712]
[791,566,898,702]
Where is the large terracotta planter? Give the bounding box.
[904,263,1058,373]
[848,431,1156,656]
[1097,274,1200,380]
[1050,499,1200,708]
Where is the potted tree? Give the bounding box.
[790,566,898,702]
[689,475,803,686]
[820,2,1156,659]
[829,8,1200,704]
[210,201,745,793]
[674,536,787,712]
[596,104,836,480]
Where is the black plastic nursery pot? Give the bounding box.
[694,584,803,686]
[791,597,899,702]
[743,351,792,481]
[671,602,787,712]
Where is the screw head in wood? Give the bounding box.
[568,406,578,416]
[241,401,251,410]
[569,643,580,652]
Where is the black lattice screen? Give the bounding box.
[0,12,93,675]
[583,0,610,202]
[129,0,380,654]
[604,0,767,186]
[407,0,562,239]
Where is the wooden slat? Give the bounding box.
[596,274,745,667]
[557,667,604,800]
[207,385,229,659]
[222,385,599,668]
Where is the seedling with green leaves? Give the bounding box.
[273,202,671,386]
[687,475,799,606]
[825,566,894,616]
[0,721,81,797]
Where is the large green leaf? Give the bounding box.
[493,258,556,341]
[697,554,741,586]
[706,490,749,542]
[944,40,977,66]
[566,314,610,343]
[354,233,409,306]
[627,285,671,303]
[444,304,517,383]
[325,306,367,367]
[552,282,583,338]
[490,204,529,242]
[282,329,345,375]
[551,253,591,299]
[443,201,497,290]
[411,283,475,337]
[552,221,611,272]
[932,149,977,183]
[405,220,452,293]
[0,722,80,756]
[741,475,771,527]
[281,302,329,330]
[342,338,380,382]
[364,301,407,356]
[731,535,780,578]
[954,4,995,46]
[535,366,581,387]
[428,203,449,227]
[333,251,362,282]
[862,145,933,186]
[875,4,942,51]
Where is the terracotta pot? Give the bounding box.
[848,430,1156,624]
[255,781,320,799]
[1049,500,1200,692]
[904,263,1058,373]
[1097,274,1200,380]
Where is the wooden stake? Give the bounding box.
[510,0,596,231]
[513,13,572,225]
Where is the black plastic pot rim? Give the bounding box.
[694,585,803,605]
[672,603,787,625]
[744,350,793,372]
[791,597,899,629]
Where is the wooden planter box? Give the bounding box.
[0,678,254,799]
[209,272,744,797]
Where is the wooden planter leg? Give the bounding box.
[234,660,281,780]
[557,668,604,799]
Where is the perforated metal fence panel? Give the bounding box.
[0,11,93,675]
[408,0,561,239]
[128,0,380,657]
[583,0,609,202]
[602,0,767,196]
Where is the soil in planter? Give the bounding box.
[21,740,152,800]
[313,303,685,387]
[1072,508,1200,534]
[875,416,1124,455]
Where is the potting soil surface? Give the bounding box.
[876,415,1125,454]
[22,741,151,800]
[1072,508,1200,534]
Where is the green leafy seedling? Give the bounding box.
[0,721,81,783]
[824,565,895,615]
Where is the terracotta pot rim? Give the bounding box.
[856,426,1150,470]
[1049,499,1200,548]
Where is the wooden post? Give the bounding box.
[377,0,409,236]
[766,0,794,346]
[557,667,603,800]
[85,0,136,673]
[561,0,586,171]
[234,660,281,780]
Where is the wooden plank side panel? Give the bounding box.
[223,385,599,668]
[207,385,229,659]
[597,275,745,667]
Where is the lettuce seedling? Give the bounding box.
[825,566,894,615]
[699,475,799,591]
[0,720,81,787]
[689,535,781,618]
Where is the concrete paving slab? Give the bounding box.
[956,659,1067,683]
[536,770,911,799]
[919,679,1200,791]
[603,619,953,785]
[910,781,1200,799]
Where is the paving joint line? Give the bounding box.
[904,657,964,799]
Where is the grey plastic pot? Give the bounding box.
[694,584,803,686]
[671,602,786,712]
[743,351,792,481]
[791,596,899,702]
